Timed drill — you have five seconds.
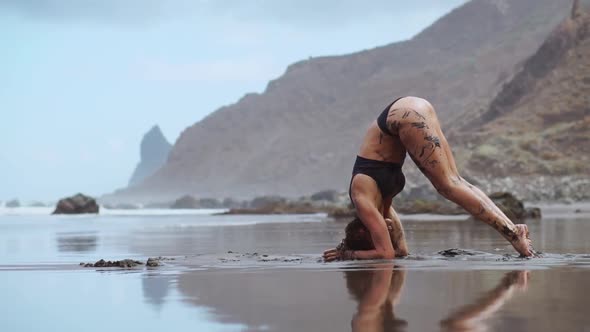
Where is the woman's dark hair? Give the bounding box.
[344,216,374,250]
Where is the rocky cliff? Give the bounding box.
[109,0,587,202]
[128,125,172,187]
[455,1,590,178]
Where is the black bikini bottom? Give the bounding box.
[349,156,406,203]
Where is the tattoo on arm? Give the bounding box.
[475,204,486,217]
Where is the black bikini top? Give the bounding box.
[377,97,404,136]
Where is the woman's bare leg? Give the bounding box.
[389,97,535,256]
[440,270,530,330]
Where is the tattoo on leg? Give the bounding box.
[418,143,432,158]
[412,110,426,120]
[387,120,400,134]
[425,135,441,148]
[426,159,439,168]
[411,122,429,129]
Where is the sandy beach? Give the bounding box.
[1,206,589,331]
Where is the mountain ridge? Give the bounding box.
[106,0,583,203]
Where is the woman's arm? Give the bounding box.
[386,207,409,257]
[323,243,393,261]
[323,200,395,262]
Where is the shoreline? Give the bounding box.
[1,201,589,220]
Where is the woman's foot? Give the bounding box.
[510,224,536,257]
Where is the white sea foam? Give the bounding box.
[0,206,228,216]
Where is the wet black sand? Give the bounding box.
[1,208,590,331]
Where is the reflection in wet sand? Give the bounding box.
[346,268,529,332]
[142,272,173,312]
[56,232,98,253]
[345,265,407,332]
[440,271,529,332]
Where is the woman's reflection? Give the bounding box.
[345,267,529,332]
[440,270,530,332]
[344,264,407,332]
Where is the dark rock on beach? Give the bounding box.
[310,190,339,202]
[223,200,321,215]
[146,257,161,267]
[327,206,356,219]
[170,195,199,209]
[249,196,287,209]
[169,195,223,209]
[395,199,464,215]
[81,259,143,268]
[225,193,353,216]
[6,199,21,208]
[489,192,541,221]
[81,257,173,268]
[524,207,542,219]
[438,248,477,257]
[489,192,526,220]
[326,190,541,220]
[53,193,99,214]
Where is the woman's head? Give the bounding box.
[344,216,374,250]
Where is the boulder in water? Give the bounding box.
[52,193,99,214]
[488,192,542,221]
[6,199,20,208]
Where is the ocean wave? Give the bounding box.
[0,206,228,216]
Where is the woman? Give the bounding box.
[323,96,535,261]
[345,265,407,332]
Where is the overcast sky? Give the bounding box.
[0,0,468,202]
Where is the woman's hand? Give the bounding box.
[323,248,342,262]
[324,240,356,262]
